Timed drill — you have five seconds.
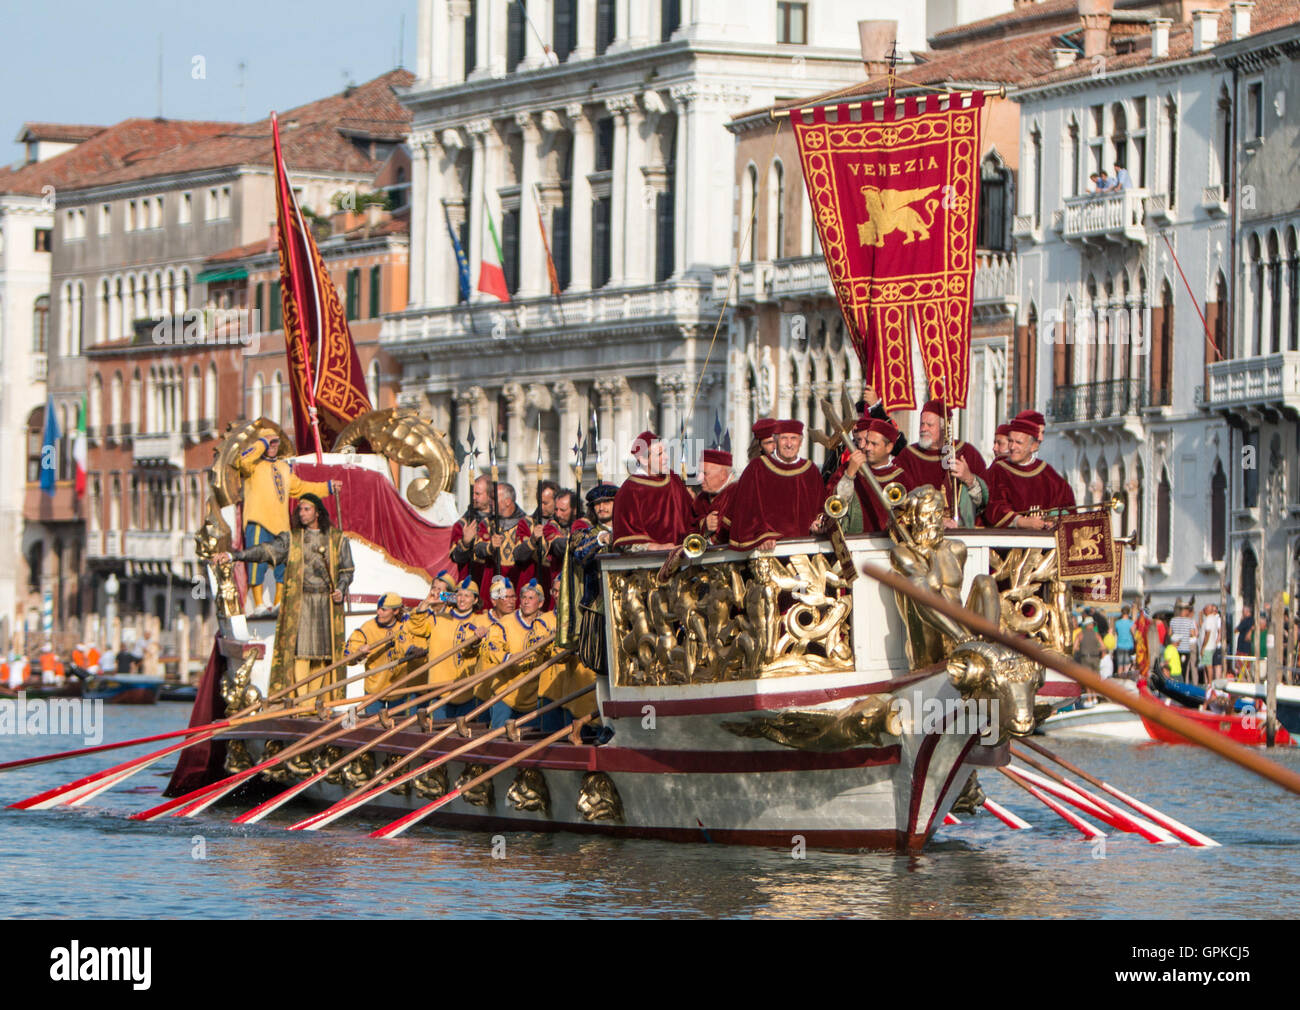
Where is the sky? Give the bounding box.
[2,0,419,164]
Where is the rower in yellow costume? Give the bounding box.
[423,577,487,720]
[344,591,435,715]
[482,577,554,730]
[237,427,337,611]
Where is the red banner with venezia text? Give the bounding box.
[793,93,984,412]
[272,113,372,456]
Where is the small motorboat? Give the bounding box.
[84,674,164,704]
[159,683,199,703]
[1039,693,1146,740]
[1136,679,1291,747]
[1219,680,1300,737]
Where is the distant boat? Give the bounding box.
[1136,679,1291,747]
[84,675,164,704]
[1148,668,1250,713]
[159,683,199,703]
[1220,681,1300,737]
[1039,699,1145,740]
[11,680,82,699]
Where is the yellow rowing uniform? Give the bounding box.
[482,610,554,711]
[345,611,431,697]
[424,610,485,705]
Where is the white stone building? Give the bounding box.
[1010,0,1297,612]
[389,1,1013,495]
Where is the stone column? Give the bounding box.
[409,137,429,307]
[626,0,650,45]
[502,382,526,491]
[611,0,630,50]
[466,120,492,291]
[550,379,579,484]
[449,0,470,81]
[516,112,545,297]
[420,0,450,82]
[604,95,635,287]
[669,87,694,280]
[566,103,593,292]
[426,135,453,307]
[626,91,667,286]
[573,0,596,58]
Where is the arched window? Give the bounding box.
[270,370,284,425]
[178,269,190,314]
[1065,117,1081,198]
[1154,280,1174,403]
[144,369,156,433]
[1268,230,1282,354]
[128,369,142,434]
[205,362,217,422]
[99,279,110,344]
[1211,458,1227,562]
[1209,270,1229,363]
[978,153,1011,250]
[769,159,786,259]
[1084,275,1099,385]
[90,374,103,434]
[1135,458,1145,546]
[188,366,200,430]
[1054,295,1075,392]
[32,295,48,352]
[742,163,759,262]
[1156,465,1172,563]
[1240,543,1258,611]
[109,476,121,531]
[111,372,123,431]
[1017,301,1038,412]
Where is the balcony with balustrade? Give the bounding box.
[1205,351,1300,418]
[1048,379,1168,432]
[132,431,184,467]
[1061,188,1148,245]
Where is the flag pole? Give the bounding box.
[271,112,325,465]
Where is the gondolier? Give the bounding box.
[217,493,353,702]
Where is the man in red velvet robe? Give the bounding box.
[725,419,827,550]
[612,431,696,551]
[986,418,1076,528]
[992,422,1012,461]
[1015,409,1046,442]
[747,417,778,461]
[692,448,737,542]
[827,418,911,534]
[896,398,989,528]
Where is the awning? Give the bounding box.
[195,267,249,283]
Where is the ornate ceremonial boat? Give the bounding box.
[184,410,1091,851]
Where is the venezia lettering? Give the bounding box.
[846,156,940,178]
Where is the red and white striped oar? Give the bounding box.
[1020,738,1218,847]
[291,674,584,833]
[0,723,230,775]
[999,766,1106,840]
[981,797,1031,830]
[370,714,593,840]
[1008,750,1177,845]
[942,813,961,826]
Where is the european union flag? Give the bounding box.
[443,201,472,304]
[39,395,59,497]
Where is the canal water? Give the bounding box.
[2,702,1298,918]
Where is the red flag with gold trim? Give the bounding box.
[271,112,372,456]
[792,93,984,412]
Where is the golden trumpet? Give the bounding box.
[682,532,708,558]
[884,481,906,505]
[824,496,847,520]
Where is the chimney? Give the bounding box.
[1078,0,1115,59]
[366,201,383,228]
[1192,8,1219,50]
[858,20,898,80]
[1151,18,1171,58]
[1230,1,1253,39]
[1051,48,1078,69]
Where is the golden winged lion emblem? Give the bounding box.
[857,184,941,247]
[1067,525,1104,562]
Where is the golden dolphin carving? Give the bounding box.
[857,185,941,247]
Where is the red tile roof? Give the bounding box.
[63,70,414,191]
[204,215,408,265]
[15,122,105,144]
[0,119,234,197]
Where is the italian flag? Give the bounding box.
[73,397,87,497]
[477,202,510,302]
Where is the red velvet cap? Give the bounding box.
[1015,410,1046,430]
[866,418,900,442]
[630,431,659,455]
[774,419,805,436]
[1008,418,1039,438]
[921,399,951,420]
[751,418,778,440]
[701,449,733,467]
[995,423,1013,437]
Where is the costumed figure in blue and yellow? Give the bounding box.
[237,426,339,611]
[482,577,554,730]
[344,590,436,716]
[422,577,487,720]
[218,493,352,703]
